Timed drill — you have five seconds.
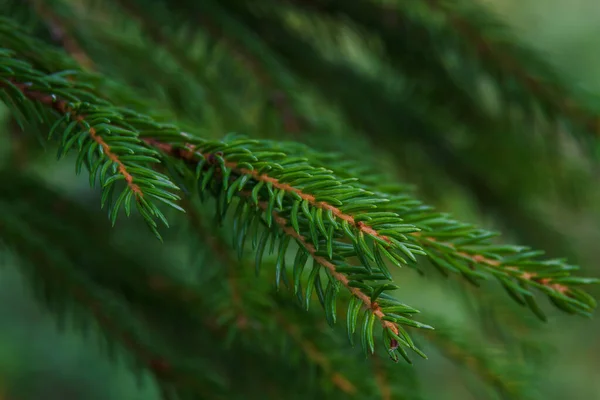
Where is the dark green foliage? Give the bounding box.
[0,1,598,399]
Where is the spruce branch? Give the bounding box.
[0,24,597,376]
[11,81,140,195]
[143,136,426,267]
[144,131,597,357]
[142,131,597,356]
[144,135,432,360]
[265,201,409,342]
[157,0,571,260]
[201,0,594,262]
[0,13,201,129]
[166,197,362,394]
[0,49,184,238]
[191,1,563,246]
[1,5,598,399]
[271,140,600,319]
[168,201,383,397]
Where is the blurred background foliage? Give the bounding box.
[0,0,600,399]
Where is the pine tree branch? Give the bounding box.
[192,1,569,253]
[118,0,576,268]
[0,36,420,370]
[141,131,598,352]
[1,37,597,368]
[10,80,141,194]
[416,231,569,289]
[162,199,367,396]
[2,5,597,399]
[271,140,599,319]
[154,195,364,395]
[142,135,436,359]
[0,50,183,238]
[143,138,421,254]
[266,201,401,336]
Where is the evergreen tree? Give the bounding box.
[0,1,598,399]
